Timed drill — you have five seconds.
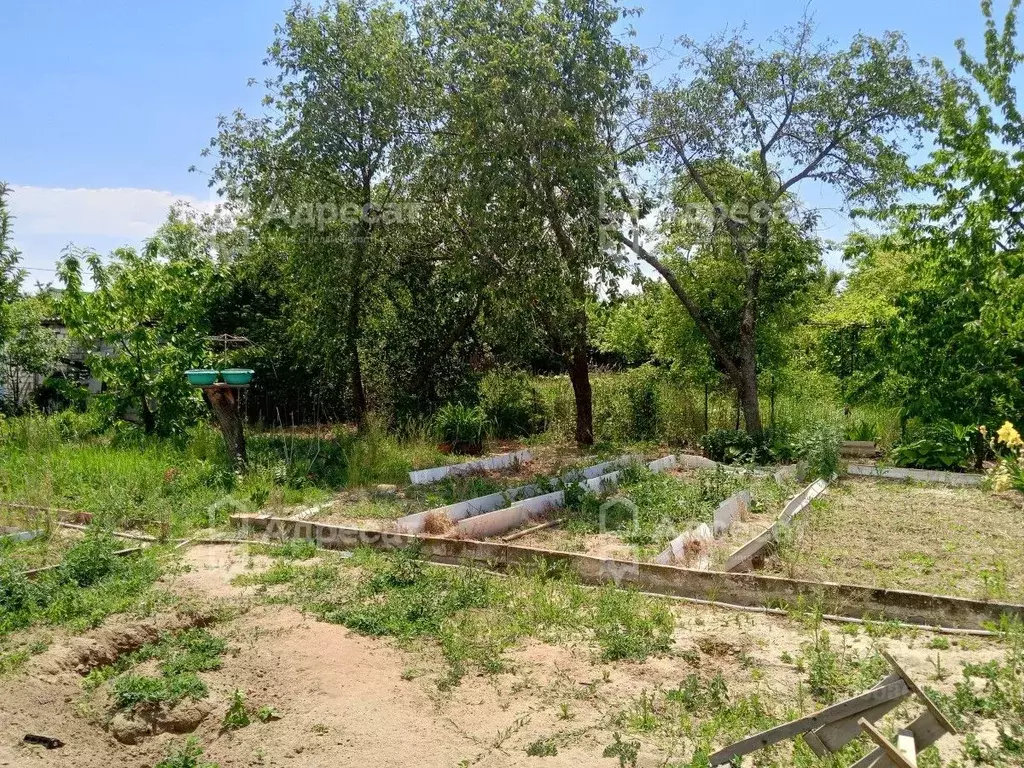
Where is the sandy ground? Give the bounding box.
[774,478,1024,600]
[0,543,1014,767]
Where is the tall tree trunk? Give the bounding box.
[140,396,156,434]
[568,335,594,446]
[207,386,247,468]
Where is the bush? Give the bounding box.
[794,423,843,479]
[621,365,661,441]
[890,422,976,471]
[699,429,756,464]
[433,403,488,455]
[479,369,546,438]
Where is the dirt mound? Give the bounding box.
[109,699,214,744]
[33,611,214,677]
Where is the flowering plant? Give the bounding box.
[989,421,1024,492]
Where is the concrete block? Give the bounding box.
[846,465,983,487]
[654,522,714,568]
[713,490,751,536]
[676,454,718,470]
[456,490,565,539]
[408,449,533,485]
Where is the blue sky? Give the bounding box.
[0,0,995,281]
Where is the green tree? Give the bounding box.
[419,0,640,444]
[617,17,936,433]
[56,210,223,435]
[0,296,67,412]
[209,0,428,427]
[0,183,26,345]
[855,0,1024,429]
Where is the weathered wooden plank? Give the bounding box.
[881,651,958,737]
[707,681,910,766]
[806,675,907,755]
[859,719,916,768]
[896,730,918,766]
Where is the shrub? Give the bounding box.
[890,422,976,471]
[794,423,843,479]
[433,403,488,455]
[621,365,661,441]
[699,429,755,464]
[844,419,878,442]
[479,369,546,438]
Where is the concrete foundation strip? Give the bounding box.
[654,490,752,569]
[395,455,642,534]
[407,449,534,485]
[229,514,1024,630]
[452,455,675,540]
[724,477,830,573]
[846,464,984,487]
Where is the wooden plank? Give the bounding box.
[859,719,916,768]
[807,674,907,755]
[707,680,910,766]
[501,518,563,542]
[881,651,958,737]
[850,711,950,768]
[896,730,918,766]
[846,465,983,487]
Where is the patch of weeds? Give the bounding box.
[665,673,729,713]
[253,548,676,686]
[799,625,887,704]
[255,705,280,723]
[603,733,640,768]
[593,585,674,661]
[233,561,303,587]
[928,636,951,650]
[248,540,318,560]
[525,738,558,757]
[222,689,252,730]
[0,532,163,638]
[96,629,227,712]
[155,737,219,768]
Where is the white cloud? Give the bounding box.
[7,185,216,240]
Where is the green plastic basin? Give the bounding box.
[185,369,219,386]
[220,369,255,386]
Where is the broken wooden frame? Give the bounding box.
[708,650,956,767]
[228,514,1024,629]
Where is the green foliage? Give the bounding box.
[0,532,162,639]
[890,423,976,471]
[525,738,558,757]
[433,403,488,454]
[844,420,878,442]
[603,733,640,768]
[154,738,220,768]
[56,210,223,435]
[593,585,674,661]
[113,672,207,710]
[699,429,756,464]
[222,690,252,730]
[478,369,546,439]
[793,423,843,479]
[0,182,25,347]
[0,296,67,413]
[620,365,661,441]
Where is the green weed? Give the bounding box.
[154,737,219,768]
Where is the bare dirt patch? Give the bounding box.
[0,543,1016,767]
[772,478,1024,600]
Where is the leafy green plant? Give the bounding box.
[525,738,558,757]
[222,689,252,730]
[479,369,546,438]
[603,733,640,768]
[891,422,975,471]
[433,403,488,455]
[699,429,756,464]
[844,420,878,442]
[621,365,661,441]
[794,423,842,479]
[154,738,220,768]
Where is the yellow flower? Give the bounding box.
[997,421,1023,449]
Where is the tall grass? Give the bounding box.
[535,369,900,448]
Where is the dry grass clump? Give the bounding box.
[423,511,455,535]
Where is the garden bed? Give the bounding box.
[768,478,1024,601]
